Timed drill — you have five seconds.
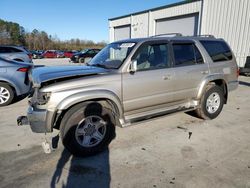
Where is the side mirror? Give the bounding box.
[130,60,137,73]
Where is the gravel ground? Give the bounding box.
[0,58,250,188]
[32,58,83,67]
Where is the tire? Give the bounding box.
[0,83,14,107]
[79,57,85,63]
[60,102,116,157]
[195,85,224,120]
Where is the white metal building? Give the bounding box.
[109,0,250,68]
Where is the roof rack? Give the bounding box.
[151,33,183,38]
[195,34,215,38]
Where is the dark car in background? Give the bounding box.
[240,56,250,76]
[56,50,65,58]
[70,48,101,63]
[42,50,57,58]
[0,57,32,106]
[0,45,33,63]
[30,50,43,59]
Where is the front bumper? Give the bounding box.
[27,106,47,133]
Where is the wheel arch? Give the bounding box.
[0,79,19,95]
[197,75,228,104]
[52,90,123,130]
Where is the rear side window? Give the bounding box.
[0,47,23,53]
[10,47,23,53]
[200,40,232,62]
[0,47,10,53]
[173,43,204,67]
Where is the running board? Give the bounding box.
[121,103,198,127]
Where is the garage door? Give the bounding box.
[155,14,199,36]
[114,25,131,41]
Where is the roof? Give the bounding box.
[109,0,201,21]
[112,35,218,44]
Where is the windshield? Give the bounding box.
[80,49,88,54]
[89,42,136,69]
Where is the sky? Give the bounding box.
[0,0,181,42]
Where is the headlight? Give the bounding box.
[36,92,51,105]
[74,55,79,58]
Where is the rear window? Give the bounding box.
[200,40,232,62]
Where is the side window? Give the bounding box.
[0,47,11,53]
[173,43,196,67]
[200,40,232,62]
[0,47,5,53]
[10,47,23,53]
[194,45,204,64]
[88,50,95,54]
[134,43,170,71]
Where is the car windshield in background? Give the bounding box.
[80,49,88,54]
[89,42,136,69]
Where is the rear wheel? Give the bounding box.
[60,102,115,157]
[0,83,14,106]
[195,85,224,120]
[79,57,85,63]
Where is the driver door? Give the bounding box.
[122,41,174,115]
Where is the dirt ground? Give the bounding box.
[0,58,249,188]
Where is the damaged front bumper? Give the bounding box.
[17,106,53,133]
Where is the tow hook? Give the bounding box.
[17,116,29,126]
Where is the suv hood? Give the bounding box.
[31,65,108,87]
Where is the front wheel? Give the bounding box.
[60,102,115,157]
[195,85,224,120]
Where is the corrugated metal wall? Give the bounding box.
[149,1,201,36]
[109,0,249,67]
[201,0,250,67]
[109,1,201,42]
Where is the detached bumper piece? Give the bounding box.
[17,106,48,133]
[17,116,29,126]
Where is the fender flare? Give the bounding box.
[56,89,123,118]
[197,74,227,99]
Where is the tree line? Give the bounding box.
[0,19,107,50]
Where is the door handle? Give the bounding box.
[201,70,209,74]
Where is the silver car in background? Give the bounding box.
[0,45,33,63]
[0,57,32,106]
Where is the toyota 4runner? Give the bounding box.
[18,35,238,157]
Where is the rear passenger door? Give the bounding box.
[170,40,209,102]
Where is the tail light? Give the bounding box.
[17,67,29,72]
[237,68,240,77]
